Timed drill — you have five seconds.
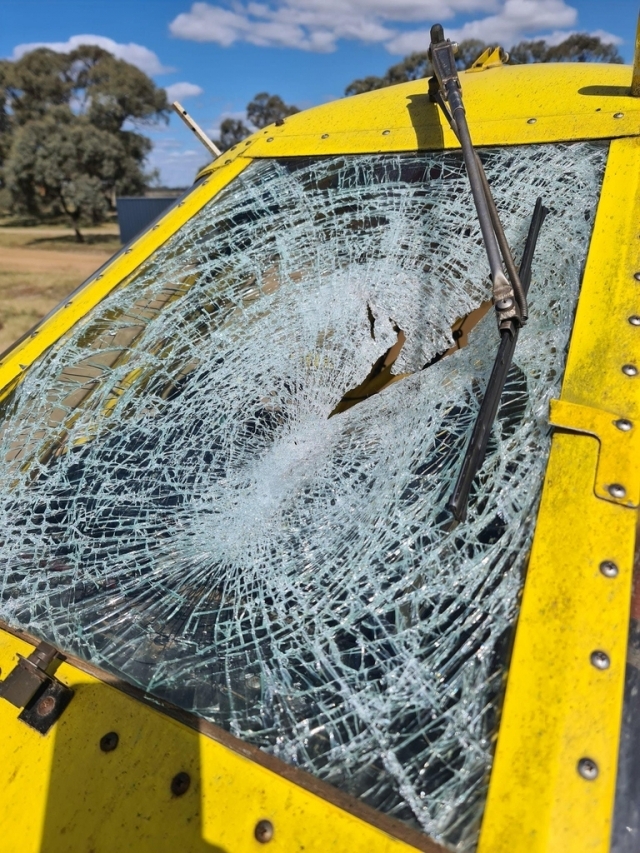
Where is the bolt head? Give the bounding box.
[615,418,633,431]
[255,820,274,843]
[629,316,640,326]
[495,297,514,311]
[590,650,610,670]
[613,112,625,119]
[634,272,640,282]
[321,133,329,139]
[382,129,391,135]
[527,117,537,124]
[608,483,626,499]
[600,560,619,578]
[171,772,191,796]
[622,364,638,377]
[578,757,599,780]
[36,696,56,716]
[100,731,119,752]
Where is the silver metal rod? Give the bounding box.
[172,101,221,159]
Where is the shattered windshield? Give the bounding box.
[0,143,607,850]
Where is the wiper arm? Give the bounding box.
[447,198,548,522]
[428,24,527,330]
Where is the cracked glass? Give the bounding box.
[0,142,607,850]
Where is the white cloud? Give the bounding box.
[12,34,172,75]
[540,27,623,47]
[168,0,604,54]
[166,81,204,102]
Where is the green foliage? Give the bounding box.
[213,92,299,152]
[510,33,623,64]
[1,45,168,239]
[345,33,623,96]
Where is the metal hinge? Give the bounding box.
[0,641,73,733]
[549,398,640,508]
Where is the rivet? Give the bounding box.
[255,820,274,843]
[382,129,391,135]
[96,274,103,279]
[608,483,626,499]
[590,650,610,670]
[100,731,119,752]
[224,159,231,165]
[634,272,640,281]
[613,112,624,119]
[321,133,329,139]
[578,757,598,780]
[36,696,56,716]
[622,364,638,376]
[629,316,640,326]
[65,301,73,307]
[495,297,514,310]
[125,248,132,253]
[600,560,618,578]
[527,117,537,124]
[171,772,191,796]
[31,331,38,337]
[615,418,633,431]
[266,137,274,142]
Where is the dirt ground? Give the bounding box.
[0,225,121,353]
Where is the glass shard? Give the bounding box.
[0,143,607,850]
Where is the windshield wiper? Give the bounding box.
[447,198,548,522]
[428,24,527,331]
[427,24,549,522]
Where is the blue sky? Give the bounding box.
[1,0,637,186]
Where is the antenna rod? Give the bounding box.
[172,101,222,159]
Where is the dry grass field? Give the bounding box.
[0,225,121,353]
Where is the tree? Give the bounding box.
[246,92,299,129]
[213,92,299,152]
[3,45,168,238]
[511,33,623,64]
[345,40,488,96]
[346,33,623,97]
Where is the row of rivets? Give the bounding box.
[98,730,274,841]
[526,113,624,125]
[578,562,621,780]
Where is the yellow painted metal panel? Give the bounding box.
[239,64,638,160]
[549,398,640,508]
[478,137,640,852]
[0,628,440,853]
[0,158,250,399]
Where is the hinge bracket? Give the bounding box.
[0,640,73,733]
[549,397,640,508]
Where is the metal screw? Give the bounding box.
[600,560,619,578]
[622,364,638,376]
[527,117,537,124]
[615,418,633,431]
[590,650,610,670]
[321,133,329,139]
[629,316,640,326]
[36,696,56,716]
[100,731,119,752]
[613,112,624,119]
[608,483,626,499]
[255,820,274,843]
[171,772,191,796]
[578,758,599,780]
[382,129,391,135]
[495,297,514,310]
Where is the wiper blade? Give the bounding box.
[428,24,527,331]
[447,198,548,522]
